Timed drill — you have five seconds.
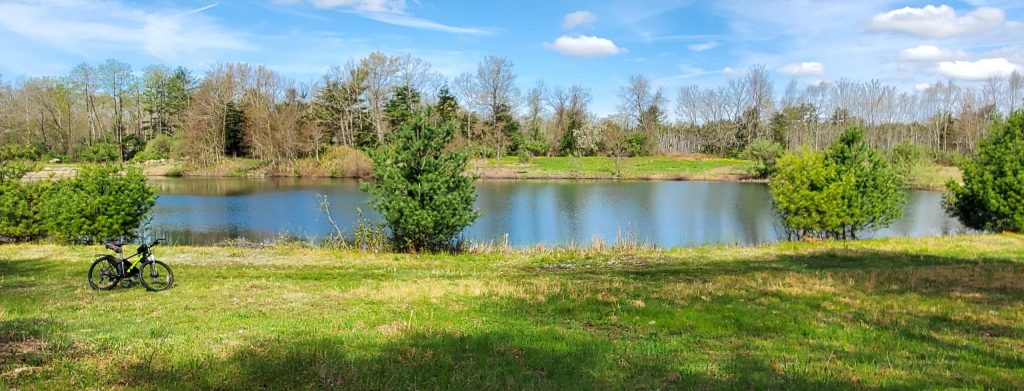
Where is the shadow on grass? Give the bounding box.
[524,249,1024,305]
[0,258,54,280]
[125,328,871,391]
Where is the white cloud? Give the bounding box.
[0,0,250,61]
[937,58,1019,80]
[543,35,625,58]
[898,45,966,62]
[688,41,719,52]
[915,83,932,91]
[562,10,596,30]
[722,66,742,76]
[869,5,1005,38]
[777,62,826,77]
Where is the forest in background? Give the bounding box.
[1,52,1022,168]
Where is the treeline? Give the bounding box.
[2,54,1023,165]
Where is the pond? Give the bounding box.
[149,178,967,247]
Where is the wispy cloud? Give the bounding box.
[279,0,491,35]
[0,0,251,62]
[361,12,490,35]
[562,10,596,30]
[687,41,719,52]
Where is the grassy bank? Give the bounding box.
[1,234,1022,389]
[469,156,750,181]
[24,155,960,189]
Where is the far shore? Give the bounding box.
[21,155,959,191]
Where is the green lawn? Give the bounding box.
[472,156,750,180]
[2,235,1022,389]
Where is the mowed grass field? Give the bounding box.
[470,156,750,180]
[468,156,961,190]
[2,235,1022,390]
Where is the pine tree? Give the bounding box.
[771,126,907,239]
[945,110,1024,232]
[364,113,479,252]
[385,86,421,129]
[224,101,248,157]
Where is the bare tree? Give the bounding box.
[617,74,666,135]
[98,59,135,160]
[360,52,402,144]
[1008,70,1023,113]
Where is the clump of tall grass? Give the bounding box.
[318,195,388,252]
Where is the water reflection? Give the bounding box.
[148,178,967,247]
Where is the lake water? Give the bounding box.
[149,178,967,247]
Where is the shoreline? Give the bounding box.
[20,157,956,191]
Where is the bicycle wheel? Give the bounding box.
[88,256,119,290]
[139,260,174,292]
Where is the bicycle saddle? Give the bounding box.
[104,241,126,253]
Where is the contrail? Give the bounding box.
[175,2,220,17]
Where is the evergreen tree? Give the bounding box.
[771,126,907,239]
[385,86,421,128]
[945,110,1024,232]
[434,85,459,125]
[365,113,479,252]
[825,126,907,238]
[224,101,248,157]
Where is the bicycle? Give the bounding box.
[88,239,174,292]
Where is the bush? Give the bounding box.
[0,180,49,242]
[78,142,120,163]
[624,133,648,157]
[888,141,927,185]
[41,164,157,243]
[742,139,785,179]
[322,146,372,178]
[365,114,480,252]
[770,151,849,239]
[134,134,173,161]
[0,144,47,162]
[771,127,907,240]
[522,138,548,157]
[945,110,1024,232]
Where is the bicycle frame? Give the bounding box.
[100,240,161,278]
[119,251,150,275]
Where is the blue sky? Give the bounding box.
[1,0,1022,115]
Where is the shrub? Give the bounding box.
[888,141,926,184]
[134,134,173,161]
[0,180,49,242]
[624,133,648,157]
[742,139,785,179]
[771,127,907,240]
[945,110,1024,232]
[322,146,372,178]
[364,114,480,252]
[0,144,47,162]
[522,138,547,157]
[42,164,157,243]
[78,142,120,163]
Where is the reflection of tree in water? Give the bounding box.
[149,177,359,197]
